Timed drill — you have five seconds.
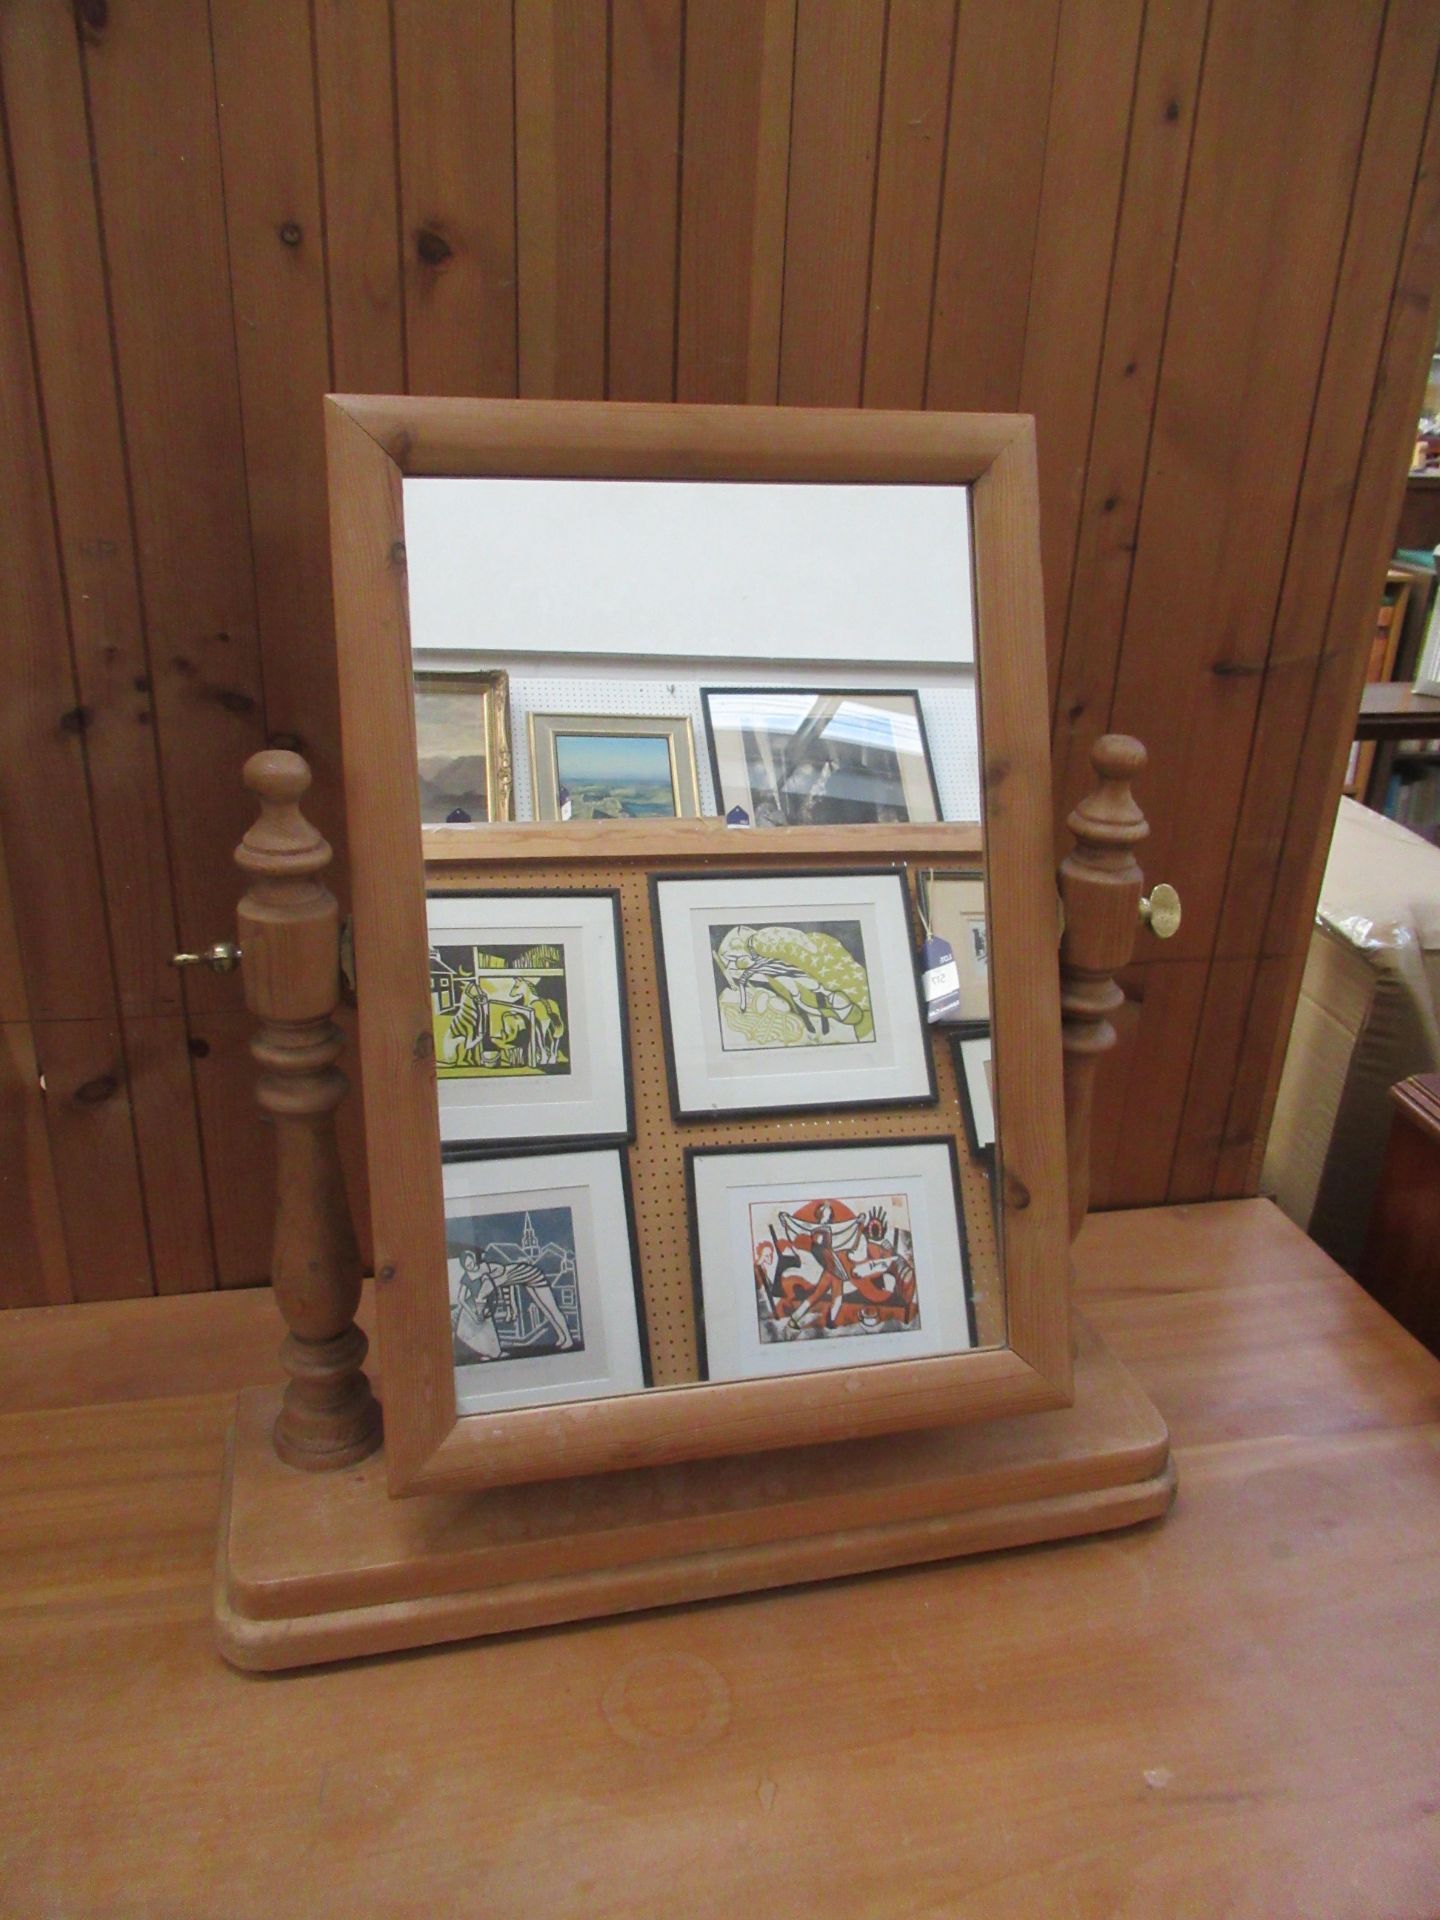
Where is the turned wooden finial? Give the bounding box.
[236,751,382,1470]
[1058,735,1152,1242]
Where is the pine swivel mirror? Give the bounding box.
[326,400,1068,1498]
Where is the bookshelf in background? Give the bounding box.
[1345,568,1414,800]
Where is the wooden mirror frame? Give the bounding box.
[325,397,1070,1498]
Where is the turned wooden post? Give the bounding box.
[235,751,382,1470]
[1059,735,1176,1242]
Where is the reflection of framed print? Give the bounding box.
[412,669,512,823]
[651,869,936,1118]
[527,712,701,820]
[921,869,990,1029]
[427,891,631,1146]
[955,1033,995,1156]
[702,687,940,826]
[445,1148,649,1413]
[687,1138,974,1382]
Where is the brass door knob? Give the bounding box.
[171,942,243,974]
[1139,884,1182,940]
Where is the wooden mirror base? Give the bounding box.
[214,1312,1172,1672]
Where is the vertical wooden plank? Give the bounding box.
[1176,0,1440,1200]
[1216,0,1440,964]
[1088,957,1208,1210]
[34,1021,153,1301]
[609,0,683,401]
[0,1025,71,1307]
[2,1,215,1296]
[1019,0,1145,685]
[123,1015,215,1295]
[1107,0,1381,964]
[515,0,608,398]
[81,0,267,1014]
[0,791,29,1026]
[1213,952,1292,1197]
[313,0,406,393]
[1049,0,1208,826]
[212,0,345,876]
[393,0,517,396]
[0,83,116,1024]
[1235,24,1440,1197]
[861,0,957,410]
[0,2,182,1023]
[926,0,1061,411]
[1166,955,1256,1199]
[676,0,796,403]
[190,1013,275,1289]
[777,0,887,407]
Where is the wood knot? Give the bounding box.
[413,1030,435,1064]
[278,220,303,247]
[215,688,258,715]
[267,730,305,754]
[58,705,92,736]
[75,0,107,38]
[390,539,407,569]
[74,1073,119,1106]
[1164,97,1181,122]
[378,1264,397,1285]
[1003,1170,1031,1211]
[416,227,454,267]
[188,1037,211,1059]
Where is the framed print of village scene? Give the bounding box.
[427,891,632,1147]
[444,1148,649,1414]
[650,870,935,1118]
[687,1139,974,1382]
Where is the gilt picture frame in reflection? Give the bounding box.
[702,687,941,827]
[412,668,513,823]
[650,870,936,1118]
[427,890,632,1147]
[445,1148,650,1414]
[527,712,702,821]
[687,1139,975,1382]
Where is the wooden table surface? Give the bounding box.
[3,1199,1439,1918]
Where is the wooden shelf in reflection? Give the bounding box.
[422,818,984,864]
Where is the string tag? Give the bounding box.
[919,934,961,1023]
[557,785,573,822]
[725,805,751,828]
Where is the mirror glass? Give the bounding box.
[402,476,1002,1412]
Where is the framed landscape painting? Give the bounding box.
[702,687,940,827]
[687,1139,974,1382]
[527,713,701,820]
[412,668,512,823]
[427,891,631,1146]
[445,1148,649,1414]
[650,869,935,1118]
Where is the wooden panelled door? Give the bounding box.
[1,0,1438,1306]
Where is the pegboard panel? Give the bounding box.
[428,851,1003,1389]
[412,651,982,824]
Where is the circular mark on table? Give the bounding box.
[601,1652,732,1752]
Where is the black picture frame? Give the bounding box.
[441,1139,653,1390]
[426,886,635,1151]
[649,866,939,1122]
[684,1133,977,1381]
[700,685,944,827]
